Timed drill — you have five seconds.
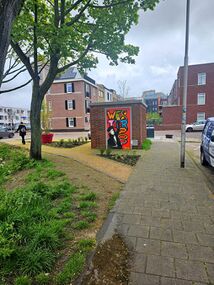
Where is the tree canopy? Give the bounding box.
[9,0,160,159]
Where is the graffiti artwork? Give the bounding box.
[106,107,131,149]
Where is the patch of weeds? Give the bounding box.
[99,149,105,156]
[34,273,50,284]
[74,221,90,230]
[105,148,112,156]
[78,239,95,253]
[78,201,97,209]
[108,192,120,210]
[45,169,65,179]
[55,253,85,285]
[81,211,97,223]
[78,192,96,201]
[14,276,32,285]
[142,138,152,150]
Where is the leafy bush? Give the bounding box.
[78,201,97,209]
[78,192,96,201]
[105,148,112,156]
[74,221,90,230]
[142,138,152,150]
[14,276,32,285]
[35,273,50,284]
[99,149,105,156]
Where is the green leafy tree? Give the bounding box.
[10,0,160,160]
[146,112,162,125]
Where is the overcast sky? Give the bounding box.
[1,0,214,108]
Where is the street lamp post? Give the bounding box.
[180,0,190,168]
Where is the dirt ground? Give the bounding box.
[81,234,130,285]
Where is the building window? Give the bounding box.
[5,116,7,120]
[85,83,91,98]
[65,100,75,110]
[64,82,74,93]
[0,116,3,120]
[197,112,205,122]
[48,101,52,111]
[197,93,206,105]
[198,73,206,85]
[66,117,76,127]
[0,108,3,112]
[85,100,90,113]
[85,117,89,123]
[107,92,111,101]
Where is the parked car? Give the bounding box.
[186,120,206,132]
[0,127,14,139]
[200,117,214,167]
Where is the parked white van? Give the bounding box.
[200,117,214,167]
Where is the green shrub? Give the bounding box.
[106,148,112,156]
[99,149,105,156]
[108,192,120,210]
[81,211,97,223]
[14,276,32,285]
[78,239,95,253]
[142,139,152,150]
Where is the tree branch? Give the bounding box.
[11,40,35,79]
[88,0,130,9]
[64,0,83,16]
[0,78,32,94]
[66,0,91,27]
[2,67,27,83]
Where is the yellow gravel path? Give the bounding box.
[3,139,133,183]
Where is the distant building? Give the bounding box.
[160,62,214,129]
[142,90,168,113]
[0,106,30,129]
[46,67,98,131]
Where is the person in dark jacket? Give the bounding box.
[16,122,27,144]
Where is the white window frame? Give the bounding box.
[68,118,75,127]
[66,83,73,93]
[67,100,74,110]
[197,112,205,122]
[198,73,206,85]
[197,93,206,105]
[48,101,52,111]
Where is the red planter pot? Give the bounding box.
[41,133,54,144]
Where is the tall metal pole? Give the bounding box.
[180,0,190,168]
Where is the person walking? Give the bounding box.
[16,122,27,144]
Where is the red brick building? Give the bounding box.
[160,63,214,129]
[90,100,147,149]
[46,68,98,131]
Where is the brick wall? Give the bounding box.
[90,101,146,149]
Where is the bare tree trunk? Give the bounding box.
[0,0,24,87]
[30,82,43,160]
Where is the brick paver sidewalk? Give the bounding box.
[109,141,214,285]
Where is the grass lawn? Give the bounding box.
[0,143,122,285]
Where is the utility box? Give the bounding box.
[146,126,155,138]
[90,100,147,150]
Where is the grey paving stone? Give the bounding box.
[160,219,183,231]
[133,206,152,216]
[173,230,198,245]
[129,272,160,285]
[196,233,214,247]
[150,227,173,241]
[152,209,171,218]
[161,241,188,259]
[204,224,214,235]
[123,236,136,250]
[182,221,205,233]
[141,215,161,227]
[175,259,208,283]
[122,214,141,225]
[146,255,175,277]
[187,244,214,263]
[206,263,214,283]
[160,277,192,285]
[127,224,149,238]
[130,253,146,273]
[136,238,161,255]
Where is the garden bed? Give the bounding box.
[48,138,89,148]
[98,153,140,166]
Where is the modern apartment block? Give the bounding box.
[0,106,30,129]
[161,63,214,129]
[142,90,168,113]
[46,68,98,131]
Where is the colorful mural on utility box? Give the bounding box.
[106,107,131,149]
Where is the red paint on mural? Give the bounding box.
[106,108,131,149]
